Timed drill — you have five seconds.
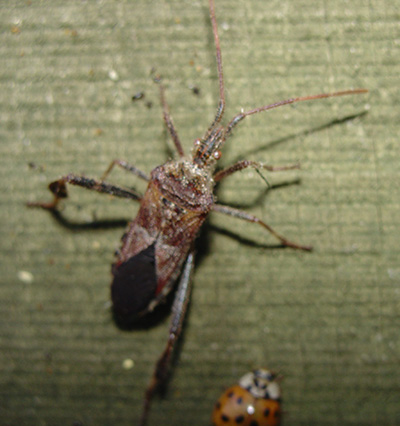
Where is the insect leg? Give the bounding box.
[139,251,195,426]
[27,174,142,210]
[212,204,312,251]
[100,159,149,181]
[214,160,300,182]
[156,82,185,157]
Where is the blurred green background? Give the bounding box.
[1,0,399,425]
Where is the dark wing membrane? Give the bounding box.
[111,243,157,319]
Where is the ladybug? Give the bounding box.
[211,369,282,426]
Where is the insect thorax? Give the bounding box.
[151,159,215,213]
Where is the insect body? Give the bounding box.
[27,0,367,424]
[212,369,282,426]
[111,159,214,318]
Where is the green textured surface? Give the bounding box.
[1,0,399,425]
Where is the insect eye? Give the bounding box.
[213,150,222,160]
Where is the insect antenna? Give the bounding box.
[202,0,226,140]
[224,89,368,138]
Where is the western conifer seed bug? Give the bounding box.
[28,0,367,424]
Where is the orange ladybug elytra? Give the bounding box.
[211,369,282,426]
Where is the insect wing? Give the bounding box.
[153,207,206,294]
[111,243,157,318]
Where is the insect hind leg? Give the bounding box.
[139,251,195,426]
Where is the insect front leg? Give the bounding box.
[27,174,142,211]
[156,81,185,157]
[139,251,195,426]
[212,204,312,251]
[101,159,150,181]
[214,160,300,182]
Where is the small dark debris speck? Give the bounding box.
[132,92,145,101]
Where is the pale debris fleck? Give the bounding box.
[122,358,134,370]
[18,270,34,284]
[92,240,101,250]
[108,69,119,81]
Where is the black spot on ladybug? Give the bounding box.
[249,420,259,426]
[235,414,245,423]
[227,391,234,398]
[263,407,271,417]
[236,396,243,404]
[221,413,230,422]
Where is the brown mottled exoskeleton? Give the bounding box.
[28,0,367,424]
